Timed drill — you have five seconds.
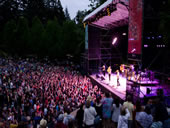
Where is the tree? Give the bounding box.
[88,0,105,10]
[56,0,66,24]
[64,7,71,21]
[15,17,30,55]
[30,16,45,54]
[0,0,19,29]
[3,20,17,52]
[25,0,45,22]
[75,10,88,24]
[45,17,62,57]
[88,0,98,9]
[44,0,66,24]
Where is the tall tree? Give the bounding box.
[30,16,45,54]
[56,0,65,23]
[3,20,17,52]
[88,0,106,10]
[25,0,45,22]
[75,10,88,24]
[64,7,71,21]
[45,17,62,57]
[0,0,19,29]
[15,17,30,55]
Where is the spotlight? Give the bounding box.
[112,37,117,45]
[131,48,136,53]
[122,33,126,36]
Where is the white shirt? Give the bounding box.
[112,104,122,122]
[83,106,97,126]
[136,112,153,128]
[117,108,130,128]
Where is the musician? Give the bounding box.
[120,64,125,76]
[116,70,120,86]
[107,66,112,81]
[102,65,106,77]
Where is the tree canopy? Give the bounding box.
[0,0,85,59]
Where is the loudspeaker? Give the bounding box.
[147,88,151,94]
[101,76,105,81]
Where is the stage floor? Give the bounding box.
[90,73,160,100]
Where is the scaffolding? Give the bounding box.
[81,25,122,74]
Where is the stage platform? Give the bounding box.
[90,73,160,100]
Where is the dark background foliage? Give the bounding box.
[0,0,89,59]
[0,0,169,63]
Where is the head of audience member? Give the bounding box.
[144,106,151,115]
[86,100,91,108]
[127,95,132,102]
[136,100,142,112]
[40,118,47,128]
[115,98,120,108]
[120,107,126,116]
[79,104,84,110]
[105,92,110,98]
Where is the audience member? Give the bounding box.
[83,100,97,128]
[123,95,134,128]
[101,92,113,128]
[112,98,122,127]
[117,107,130,128]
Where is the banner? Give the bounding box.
[128,0,143,55]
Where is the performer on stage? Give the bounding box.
[120,64,125,76]
[102,65,106,77]
[116,70,120,86]
[107,66,111,81]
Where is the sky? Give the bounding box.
[60,0,91,19]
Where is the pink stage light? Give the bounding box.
[131,48,136,53]
[112,37,117,45]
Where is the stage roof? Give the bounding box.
[83,0,129,29]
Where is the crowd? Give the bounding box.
[0,57,104,128]
[80,93,170,128]
[0,57,169,128]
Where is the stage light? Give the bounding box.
[122,33,126,36]
[129,38,134,41]
[158,35,162,38]
[144,44,148,48]
[131,48,136,53]
[112,37,117,45]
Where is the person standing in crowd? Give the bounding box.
[117,107,130,128]
[123,95,134,128]
[135,100,153,128]
[101,93,113,128]
[112,98,122,127]
[152,97,169,128]
[94,97,102,118]
[76,104,84,128]
[83,100,97,128]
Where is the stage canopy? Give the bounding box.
[83,0,129,29]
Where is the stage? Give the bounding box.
[90,73,160,100]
